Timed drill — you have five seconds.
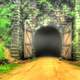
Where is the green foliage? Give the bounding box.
[0,42,5,60]
[0,4,16,28]
[60,0,80,60]
[72,1,80,60]
[0,0,10,3]
[0,18,11,28]
[37,0,53,11]
[0,3,16,60]
[22,0,54,28]
[62,4,75,17]
[0,3,16,43]
[24,0,75,28]
[0,64,19,73]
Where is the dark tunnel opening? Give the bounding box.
[33,25,62,57]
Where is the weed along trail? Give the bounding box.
[1,57,80,80]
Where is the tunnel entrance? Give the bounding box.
[33,26,62,57]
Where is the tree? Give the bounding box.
[73,0,80,60]
[0,1,16,60]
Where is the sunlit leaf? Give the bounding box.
[0,18,11,28]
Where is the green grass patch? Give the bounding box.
[76,64,80,67]
[0,63,19,73]
[74,63,80,67]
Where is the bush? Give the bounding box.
[0,63,19,73]
[0,41,5,60]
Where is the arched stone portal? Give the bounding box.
[24,24,72,59]
[32,25,62,57]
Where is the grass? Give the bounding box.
[74,62,80,67]
[0,63,19,73]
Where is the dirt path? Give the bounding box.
[0,57,80,80]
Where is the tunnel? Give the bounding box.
[32,25,62,57]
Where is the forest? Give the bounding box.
[0,0,80,80]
